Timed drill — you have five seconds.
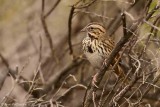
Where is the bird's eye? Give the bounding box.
[89,27,93,30]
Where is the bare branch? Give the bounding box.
[44,0,61,18]
[68,6,75,56]
[41,0,58,63]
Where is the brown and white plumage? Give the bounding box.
[82,22,125,77]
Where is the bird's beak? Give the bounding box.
[81,27,86,32]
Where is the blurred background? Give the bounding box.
[0,0,160,107]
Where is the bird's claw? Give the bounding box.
[92,74,99,88]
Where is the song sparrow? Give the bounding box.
[81,22,125,79]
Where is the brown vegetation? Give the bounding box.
[0,0,160,107]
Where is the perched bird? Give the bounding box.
[81,22,125,83]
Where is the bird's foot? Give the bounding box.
[92,73,99,88]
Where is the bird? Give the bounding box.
[81,22,126,86]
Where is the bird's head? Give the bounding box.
[81,22,106,39]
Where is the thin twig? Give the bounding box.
[41,59,83,95]
[68,6,75,57]
[75,10,114,20]
[101,76,121,107]
[56,84,87,100]
[135,74,160,106]
[98,72,112,107]
[143,19,160,31]
[75,0,97,9]
[44,0,61,18]
[53,74,77,99]
[139,16,160,58]
[41,0,58,63]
